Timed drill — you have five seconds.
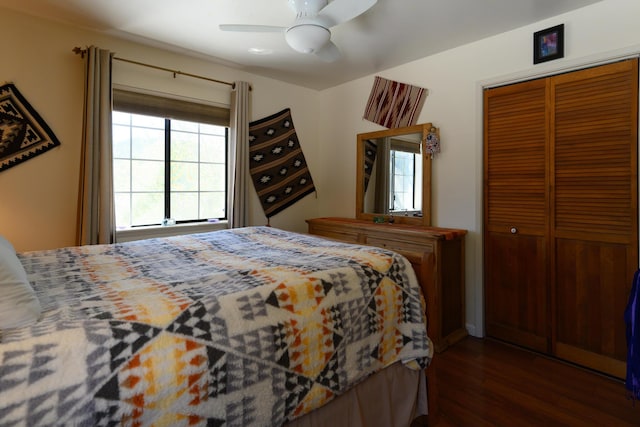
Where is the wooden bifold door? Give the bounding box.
[484,59,639,378]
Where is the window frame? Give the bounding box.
[112,89,230,229]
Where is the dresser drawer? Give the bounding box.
[308,225,361,244]
[366,236,434,256]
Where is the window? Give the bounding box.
[112,90,230,228]
[390,149,422,212]
[388,139,422,213]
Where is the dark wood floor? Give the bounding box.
[424,337,639,427]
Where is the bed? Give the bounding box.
[0,226,433,426]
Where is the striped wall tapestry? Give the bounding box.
[363,76,428,128]
[249,108,316,219]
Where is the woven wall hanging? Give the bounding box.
[249,108,316,219]
[0,83,60,172]
[363,76,428,129]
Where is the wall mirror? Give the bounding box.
[356,123,434,226]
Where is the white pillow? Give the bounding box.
[0,237,42,329]
[0,234,15,252]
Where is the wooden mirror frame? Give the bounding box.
[356,123,434,226]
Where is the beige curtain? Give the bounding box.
[76,46,115,245]
[228,81,251,228]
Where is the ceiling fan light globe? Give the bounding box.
[285,24,330,54]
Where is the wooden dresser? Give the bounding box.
[306,217,467,352]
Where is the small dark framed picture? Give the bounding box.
[533,24,564,64]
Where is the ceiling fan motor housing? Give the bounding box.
[288,0,328,16]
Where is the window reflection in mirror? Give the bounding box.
[356,123,433,226]
[364,133,422,216]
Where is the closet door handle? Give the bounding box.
[510,227,518,234]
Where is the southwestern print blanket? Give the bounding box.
[0,227,431,426]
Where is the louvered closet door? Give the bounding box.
[484,79,550,352]
[551,59,638,378]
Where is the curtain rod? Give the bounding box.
[73,47,240,89]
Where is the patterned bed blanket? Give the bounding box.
[0,226,432,426]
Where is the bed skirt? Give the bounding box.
[286,363,427,427]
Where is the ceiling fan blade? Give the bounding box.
[219,24,285,33]
[314,41,340,62]
[317,0,377,27]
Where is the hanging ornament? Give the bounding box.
[425,127,440,159]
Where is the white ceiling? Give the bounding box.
[3,0,602,90]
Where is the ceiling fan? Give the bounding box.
[219,0,377,62]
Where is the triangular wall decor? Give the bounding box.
[0,83,61,172]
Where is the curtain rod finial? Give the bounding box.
[73,46,87,58]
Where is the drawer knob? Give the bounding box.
[510,227,517,234]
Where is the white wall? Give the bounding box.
[317,0,640,337]
[0,8,322,251]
